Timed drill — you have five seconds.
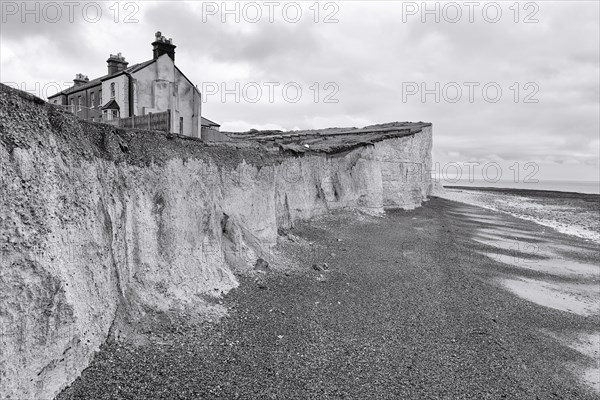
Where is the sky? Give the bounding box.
[1,0,599,183]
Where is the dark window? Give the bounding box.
[179,117,183,134]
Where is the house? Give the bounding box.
[201,116,220,134]
[200,116,230,142]
[48,32,216,139]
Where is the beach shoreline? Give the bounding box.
[438,186,600,244]
[445,185,600,198]
[57,198,599,399]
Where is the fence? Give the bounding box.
[53,103,172,133]
[201,127,231,142]
[117,110,171,132]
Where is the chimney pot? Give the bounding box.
[152,31,176,62]
[107,53,129,75]
[73,73,89,86]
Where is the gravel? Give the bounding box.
[57,198,599,399]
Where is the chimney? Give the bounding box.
[106,53,128,75]
[152,31,176,62]
[73,73,89,86]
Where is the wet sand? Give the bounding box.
[441,186,600,243]
[57,198,599,399]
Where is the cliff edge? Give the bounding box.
[0,84,432,399]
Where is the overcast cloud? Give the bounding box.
[1,0,598,181]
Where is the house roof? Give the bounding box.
[48,54,202,101]
[101,59,156,81]
[48,59,156,98]
[101,99,120,110]
[49,78,101,97]
[201,117,220,127]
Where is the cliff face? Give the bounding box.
[0,85,432,399]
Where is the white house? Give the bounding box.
[49,32,214,138]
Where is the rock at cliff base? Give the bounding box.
[254,258,270,272]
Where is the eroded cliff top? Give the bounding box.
[0,84,431,167]
[225,121,431,154]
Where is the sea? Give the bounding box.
[441,179,600,195]
[439,180,600,243]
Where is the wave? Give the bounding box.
[437,188,600,244]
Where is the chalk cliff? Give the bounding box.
[0,84,432,399]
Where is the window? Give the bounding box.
[90,92,95,108]
[110,83,115,98]
[99,89,102,104]
[77,96,82,111]
[103,109,119,121]
[69,98,74,113]
[179,117,183,135]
